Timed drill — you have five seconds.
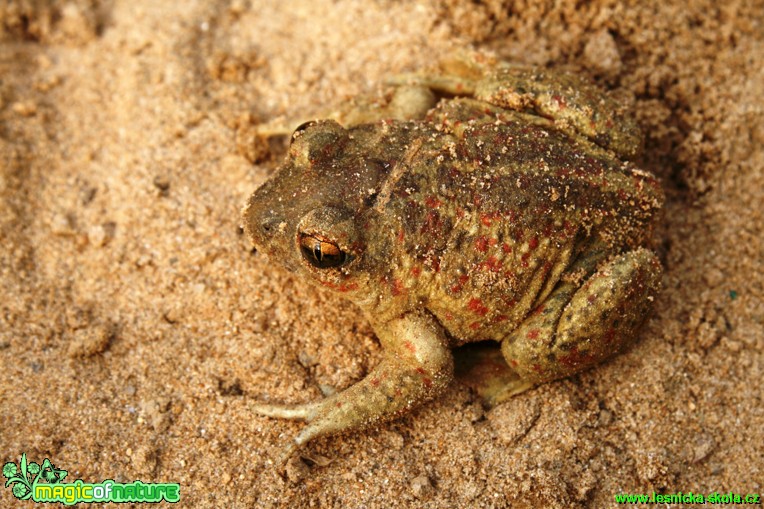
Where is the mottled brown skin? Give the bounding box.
[243,61,663,466]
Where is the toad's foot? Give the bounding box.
[254,85,437,138]
[454,343,534,408]
[251,311,454,465]
[501,247,662,384]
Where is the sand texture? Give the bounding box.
[1,0,762,507]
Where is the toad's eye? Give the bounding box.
[299,234,347,268]
[291,120,318,143]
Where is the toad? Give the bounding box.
[243,57,662,463]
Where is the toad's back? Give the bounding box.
[365,99,662,342]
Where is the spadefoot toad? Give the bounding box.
[243,57,662,464]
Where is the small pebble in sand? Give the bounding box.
[410,475,434,499]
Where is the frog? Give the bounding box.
[242,56,663,466]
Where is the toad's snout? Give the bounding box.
[242,194,283,250]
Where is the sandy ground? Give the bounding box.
[1,0,763,507]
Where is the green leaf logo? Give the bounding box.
[3,454,68,500]
[3,453,33,500]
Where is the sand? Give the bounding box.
[1,0,762,507]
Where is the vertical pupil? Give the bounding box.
[313,242,322,261]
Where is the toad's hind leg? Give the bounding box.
[251,311,454,468]
[473,65,643,159]
[501,248,661,385]
[394,59,643,159]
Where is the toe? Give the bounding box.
[250,400,320,421]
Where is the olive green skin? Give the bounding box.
[244,63,663,464]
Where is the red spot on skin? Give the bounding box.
[340,283,358,292]
[320,281,358,292]
[587,294,597,304]
[391,278,406,296]
[509,359,519,367]
[502,243,512,254]
[476,236,498,254]
[503,297,518,308]
[533,305,545,316]
[526,329,540,340]
[514,229,524,241]
[552,94,567,109]
[493,314,508,323]
[445,312,454,321]
[469,322,482,330]
[397,229,405,242]
[456,208,465,219]
[479,256,502,272]
[424,195,443,208]
[415,367,433,388]
[532,364,543,373]
[521,252,531,267]
[404,341,416,354]
[427,254,441,273]
[335,402,343,408]
[410,266,421,277]
[529,236,539,249]
[559,347,594,368]
[468,298,490,316]
[371,378,380,387]
[450,274,470,294]
[480,211,502,227]
[421,210,441,235]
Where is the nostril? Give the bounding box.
[261,216,279,233]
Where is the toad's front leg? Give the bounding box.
[252,311,454,462]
